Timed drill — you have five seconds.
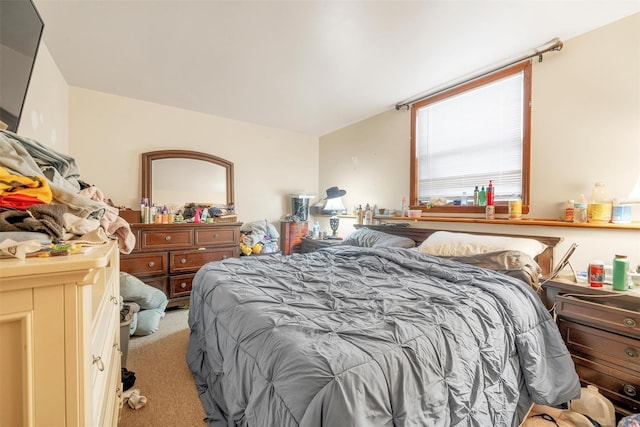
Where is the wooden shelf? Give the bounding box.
[366,216,640,230]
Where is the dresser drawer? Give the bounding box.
[169,274,194,298]
[556,295,640,339]
[194,227,238,246]
[573,355,640,412]
[169,248,236,273]
[140,228,193,249]
[139,275,168,295]
[121,252,167,276]
[559,320,640,372]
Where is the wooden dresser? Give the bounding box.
[121,222,241,307]
[0,240,122,427]
[543,279,640,418]
[281,221,308,255]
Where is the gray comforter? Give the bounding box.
[187,246,580,427]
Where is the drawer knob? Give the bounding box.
[623,317,637,328]
[180,282,187,289]
[165,235,172,241]
[92,355,104,372]
[180,258,187,264]
[623,384,637,397]
[625,347,638,358]
[213,233,219,239]
[148,261,155,268]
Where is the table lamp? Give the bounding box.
[322,186,347,239]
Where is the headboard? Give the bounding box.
[353,224,562,277]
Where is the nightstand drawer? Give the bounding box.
[169,248,235,273]
[573,355,640,412]
[120,252,167,276]
[194,227,237,246]
[559,320,640,372]
[556,295,640,339]
[140,229,193,249]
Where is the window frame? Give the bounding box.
[410,61,532,215]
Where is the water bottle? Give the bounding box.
[312,221,320,239]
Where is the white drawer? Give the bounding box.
[94,339,121,427]
[92,322,120,427]
[91,301,118,402]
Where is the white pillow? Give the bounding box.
[418,231,546,259]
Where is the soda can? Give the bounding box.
[589,261,605,287]
[485,205,495,220]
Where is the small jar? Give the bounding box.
[564,200,574,222]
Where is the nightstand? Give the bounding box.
[542,279,640,419]
[300,237,342,253]
[281,221,308,255]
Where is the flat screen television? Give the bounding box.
[0,0,44,133]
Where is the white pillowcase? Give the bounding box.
[418,231,546,259]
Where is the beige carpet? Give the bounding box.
[118,308,207,426]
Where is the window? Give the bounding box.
[410,61,531,215]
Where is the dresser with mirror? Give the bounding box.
[120,150,241,308]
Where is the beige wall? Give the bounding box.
[319,13,640,272]
[67,88,319,225]
[15,13,640,271]
[17,43,69,152]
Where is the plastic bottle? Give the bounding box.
[574,194,588,223]
[478,186,487,206]
[363,204,372,225]
[569,385,615,427]
[401,196,408,217]
[357,204,364,224]
[487,180,494,206]
[141,198,148,223]
[564,200,574,222]
[588,182,612,223]
[473,186,479,206]
[612,254,629,291]
[312,221,320,239]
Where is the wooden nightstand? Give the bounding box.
[281,221,308,255]
[542,279,640,419]
[300,237,342,253]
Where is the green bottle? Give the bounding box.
[612,255,629,291]
[478,186,487,206]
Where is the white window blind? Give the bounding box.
[415,72,524,203]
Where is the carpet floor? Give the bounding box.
[118,308,207,426]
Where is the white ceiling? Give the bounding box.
[33,0,640,137]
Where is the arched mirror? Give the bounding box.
[142,150,234,209]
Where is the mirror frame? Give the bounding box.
[142,150,234,207]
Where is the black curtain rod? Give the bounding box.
[395,38,563,111]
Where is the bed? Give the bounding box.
[187,226,580,427]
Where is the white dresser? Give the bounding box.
[0,240,122,427]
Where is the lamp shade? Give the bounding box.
[324,197,345,212]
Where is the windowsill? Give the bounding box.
[369,215,640,230]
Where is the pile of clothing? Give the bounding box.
[239,219,280,255]
[0,130,134,254]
